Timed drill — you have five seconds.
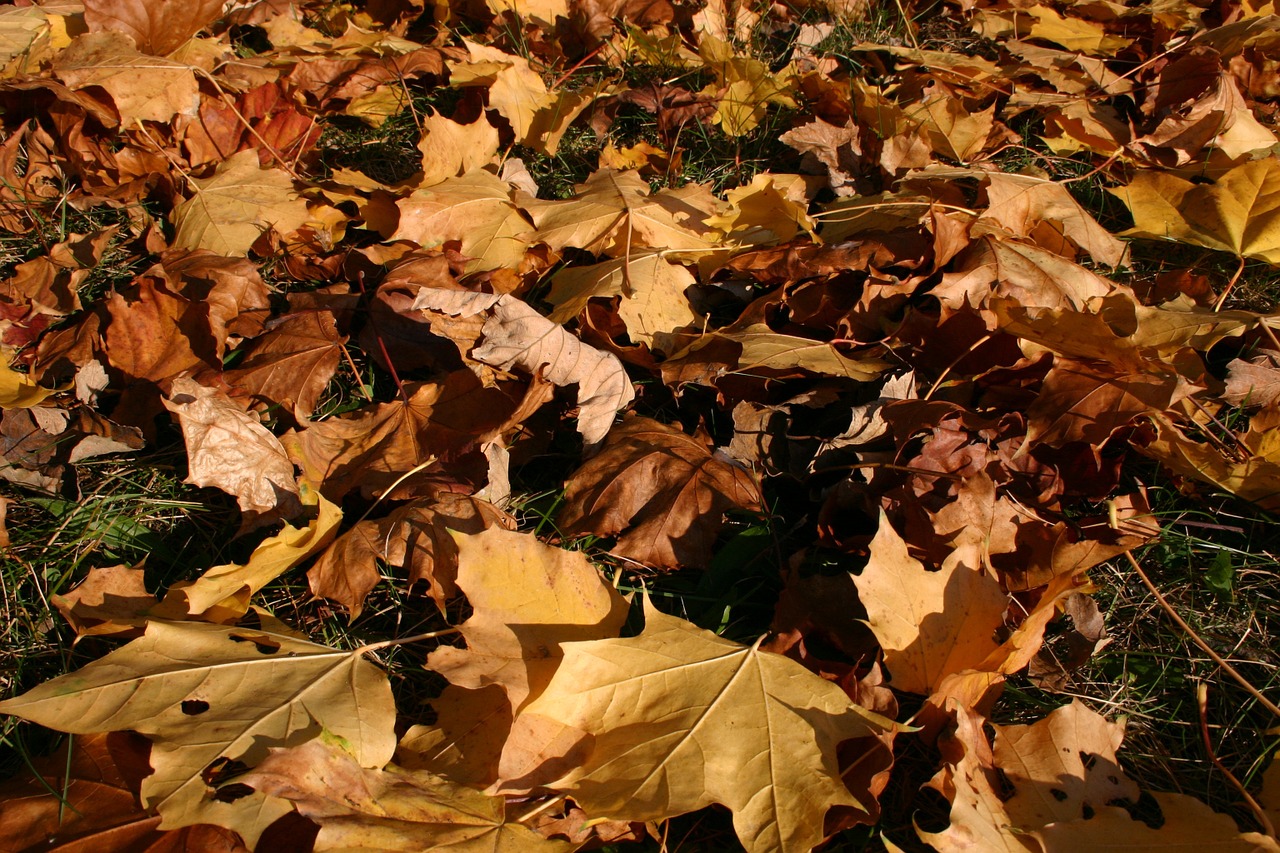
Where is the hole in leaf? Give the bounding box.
[230,632,282,654]
[1050,788,1068,802]
[215,783,255,803]
[181,699,210,715]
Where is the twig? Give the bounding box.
[356,626,460,653]
[1214,255,1247,311]
[1125,552,1280,719]
[353,271,410,405]
[1197,682,1275,837]
[512,794,567,825]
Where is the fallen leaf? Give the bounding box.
[222,307,346,420]
[545,251,698,351]
[285,372,521,501]
[82,0,227,56]
[54,32,199,124]
[411,290,635,446]
[1113,157,1280,264]
[451,41,555,142]
[1036,792,1280,852]
[309,493,517,619]
[240,739,575,852]
[0,732,252,853]
[428,526,629,711]
[501,598,896,853]
[416,112,500,186]
[51,563,155,639]
[160,489,341,618]
[172,150,313,256]
[0,352,55,409]
[164,377,303,523]
[392,169,533,272]
[520,168,721,257]
[0,621,396,847]
[853,513,1007,695]
[1224,351,1280,407]
[557,417,764,568]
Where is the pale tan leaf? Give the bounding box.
[1224,352,1280,407]
[51,564,154,639]
[451,41,554,141]
[392,169,533,272]
[545,251,698,350]
[501,599,896,853]
[416,112,501,187]
[1036,792,1280,852]
[521,168,721,257]
[54,32,199,124]
[240,740,575,853]
[163,378,302,522]
[172,150,312,256]
[980,172,1127,267]
[411,289,635,446]
[0,621,396,847]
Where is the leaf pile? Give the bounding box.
[1,0,1280,849]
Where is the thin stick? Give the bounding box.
[194,68,304,181]
[357,626,460,653]
[1197,682,1275,837]
[1214,255,1247,311]
[924,334,992,401]
[513,794,567,825]
[1125,552,1280,719]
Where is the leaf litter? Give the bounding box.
[0,0,1279,849]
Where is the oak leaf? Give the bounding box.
[82,0,226,56]
[502,599,896,853]
[240,739,575,853]
[411,290,635,446]
[163,377,302,523]
[172,150,313,257]
[1113,157,1280,265]
[0,621,396,846]
[853,513,1006,695]
[557,417,764,568]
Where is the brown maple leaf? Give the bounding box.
[557,416,765,569]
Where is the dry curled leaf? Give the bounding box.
[164,377,302,523]
[557,416,764,568]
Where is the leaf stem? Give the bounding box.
[1124,552,1280,719]
[356,626,460,653]
[1213,255,1247,311]
[1196,681,1275,837]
